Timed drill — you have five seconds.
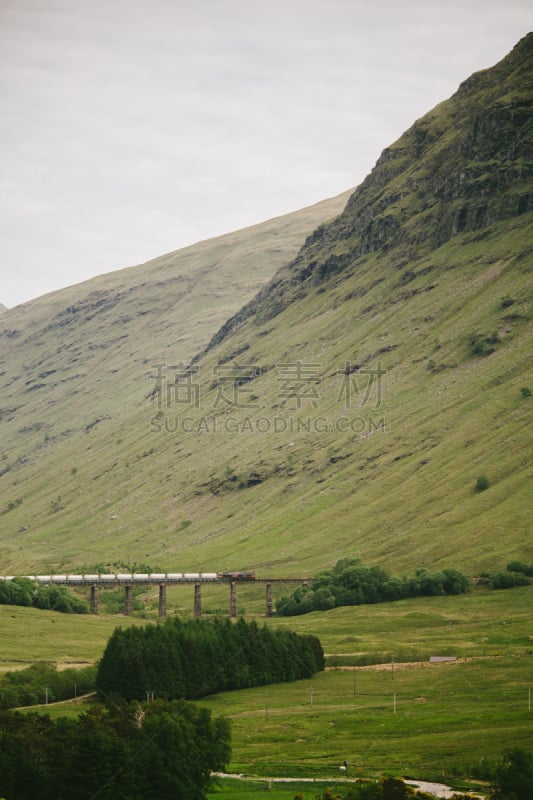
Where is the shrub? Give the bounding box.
[0,662,96,709]
[0,579,89,614]
[276,561,470,616]
[474,474,490,492]
[0,577,33,607]
[4,498,22,513]
[490,571,530,589]
[491,748,533,800]
[467,331,499,357]
[507,560,533,577]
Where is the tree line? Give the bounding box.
[0,699,230,800]
[97,616,325,702]
[489,560,533,589]
[0,577,89,613]
[276,560,471,616]
[304,777,450,799]
[0,662,96,709]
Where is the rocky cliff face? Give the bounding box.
[208,33,532,346]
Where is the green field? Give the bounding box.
[208,777,374,799]
[198,587,533,783]
[3,585,532,790]
[200,655,532,781]
[0,604,142,669]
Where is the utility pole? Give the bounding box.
[265,582,273,617]
[159,583,167,618]
[194,582,202,618]
[230,581,237,618]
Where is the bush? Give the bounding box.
[0,662,96,709]
[490,571,530,590]
[499,295,515,308]
[467,331,499,357]
[32,584,89,614]
[506,560,533,577]
[0,577,33,607]
[474,474,490,492]
[0,579,89,614]
[276,561,470,616]
[491,748,533,800]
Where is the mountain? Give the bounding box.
[209,32,532,345]
[0,36,531,578]
[0,304,7,314]
[0,190,350,438]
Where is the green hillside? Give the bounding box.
[0,189,349,453]
[0,192,349,572]
[0,35,531,579]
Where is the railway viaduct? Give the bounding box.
[2,574,308,618]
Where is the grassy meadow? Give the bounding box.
[198,587,533,782]
[200,656,532,781]
[0,604,141,670]
[3,584,532,790]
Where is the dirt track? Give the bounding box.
[325,656,483,672]
[212,772,485,798]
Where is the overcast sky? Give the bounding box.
[0,1,531,309]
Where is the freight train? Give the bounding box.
[0,571,257,583]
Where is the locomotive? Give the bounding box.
[216,571,256,581]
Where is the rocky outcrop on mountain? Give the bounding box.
[208,33,532,346]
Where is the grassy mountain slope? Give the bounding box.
[0,190,349,438]
[0,37,531,578]
[0,191,350,570]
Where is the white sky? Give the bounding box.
[0,0,531,309]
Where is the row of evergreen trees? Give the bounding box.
[97,616,325,702]
[0,700,230,800]
[276,560,470,616]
